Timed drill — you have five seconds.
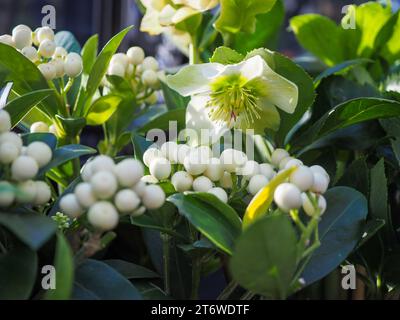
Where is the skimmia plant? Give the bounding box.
[0,0,400,301]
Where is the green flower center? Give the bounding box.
[207,74,262,127]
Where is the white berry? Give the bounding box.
[143,147,163,167]
[81,160,94,182]
[302,193,327,216]
[74,182,97,208]
[271,148,289,167]
[115,189,140,213]
[26,141,52,168]
[34,181,51,205]
[37,26,54,43]
[38,39,56,58]
[238,160,260,179]
[108,62,125,77]
[0,142,20,164]
[132,180,146,197]
[184,148,208,175]
[38,63,56,80]
[11,156,39,181]
[141,175,159,184]
[285,159,303,170]
[91,155,115,173]
[220,149,247,173]
[171,171,193,192]
[310,172,329,194]
[177,144,191,164]
[161,141,179,163]
[111,53,129,69]
[204,157,223,182]
[60,193,83,218]
[0,110,11,133]
[279,157,294,170]
[289,166,314,192]
[259,163,276,179]
[16,180,37,204]
[0,132,22,149]
[12,25,32,49]
[193,176,213,192]
[310,165,330,183]
[150,157,171,180]
[30,121,49,133]
[21,46,39,62]
[142,56,159,71]
[247,174,269,196]
[142,69,159,87]
[88,201,119,231]
[64,53,83,78]
[142,185,165,210]
[274,183,302,213]
[114,159,144,187]
[208,187,228,203]
[127,46,145,65]
[131,206,146,217]
[90,171,118,199]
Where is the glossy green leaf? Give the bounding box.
[0,213,57,250]
[44,232,74,300]
[21,132,57,150]
[86,95,121,126]
[209,46,244,64]
[230,213,298,299]
[72,259,142,300]
[137,108,186,134]
[336,157,369,196]
[380,118,400,166]
[161,81,190,110]
[104,260,160,279]
[167,192,242,255]
[81,34,99,75]
[4,89,53,127]
[0,243,37,299]
[301,187,368,285]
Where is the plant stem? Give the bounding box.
[161,233,171,296]
[189,35,201,65]
[191,257,202,300]
[218,280,239,300]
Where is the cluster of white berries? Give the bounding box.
[0,109,52,208]
[59,155,166,232]
[270,149,330,217]
[142,141,277,204]
[29,121,58,135]
[0,25,83,81]
[105,47,163,104]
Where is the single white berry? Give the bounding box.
[37,26,54,43]
[81,160,94,182]
[0,132,22,149]
[142,69,159,87]
[238,160,260,179]
[30,121,49,133]
[127,46,145,65]
[16,180,37,204]
[60,193,84,218]
[52,46,67,60]
[310,172,329,194]
[0,181,15,207]
[34,181,51,205]
[131,205,146,217]
[114,159,144,187]
[171,171,193,192]
[310,165,330,183]
[115,189,140,213]
[150,157,171,180]
[88,201,119,231]
[141,175,159,184]
[132,180,146,197]
[64,53,83,78]
[177,144,191,164]
[247,174,269,196]
[143,147,163,167]
[184,148,208,176]
[49,125,58,136]
[111,53,129,69]
[208,187,228,203]
[0,142,20,164]
[12,25,32,49]
[74,182,97,208]
[204,157,223,181]
[220,149,247,173]
[193,176,213,192]
[38,39,56,58]
[21,46,39,62]
[219,171,233,189]
[108,62,125,77]
[259,163,276,179]
[142,56,159,71]
[285,159,303,170]
[90,171,118,199]
[274,183,302,213]
[91,155,115,173]
[279,157,294,170]
[0,110,11,133]
[38,63,56,80]
[302,193,327,216]
[26,141,52,168]
[142,185,165,209]
[289,166,314,192]
[0,34,15,47]
[271,148,289,167]
[161,141,179,163]
[11,156,39,181]
[50,59,65,78]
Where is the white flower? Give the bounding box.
[166,55,298,144]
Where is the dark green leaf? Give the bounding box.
[104,259,159,279]
[137,108,186,134]
[161,81,190,110]
[21,132,57,150]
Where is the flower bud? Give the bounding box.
[12,25,32,49]
[127,46,145,65]
[208,187,228,203]
[38,63,56,80]
[64,52,83,78]
[38,39,56,58]
[21,46,39,62]
[37,26,54,43]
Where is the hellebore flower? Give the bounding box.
[166,55,299,145]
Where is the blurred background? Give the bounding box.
[0,0,387,68]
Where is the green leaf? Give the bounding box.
[21,132,57,150]
[86,95,121,126]
[161,81,190,110]
[382,11,400,64]
[0,213,57,250]
[0,243,37,299]
[44,232,74,300]
[137,108,186,134]
[246,48,315,146]
[133,280,170,300]
[167,192,242,255]
[72,259,143,300]
[104,260,160,279]
[77,26,133,116]
[290,14,344,66]
[230,213,298,299]
[81,34,99,75]
[380,118,400,167]
[215,0,277,34]
[4,89,54,127]
[131,132,153,161]
[301,187,368,285]
[336,157,369,196]
[0,43,61,117]
[209,46,244,64]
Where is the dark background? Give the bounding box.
[0,0,381,67]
